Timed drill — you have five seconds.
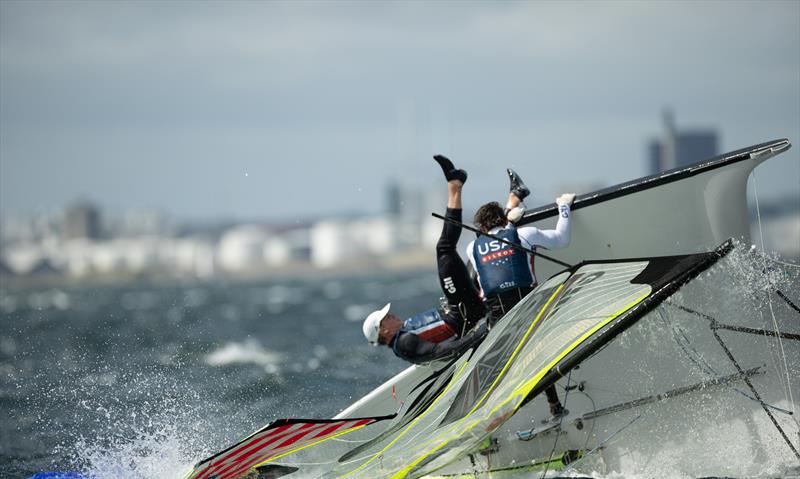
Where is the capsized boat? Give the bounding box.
[183,139,799,478]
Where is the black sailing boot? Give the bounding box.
[434,155,468,184]
[507,168,530,200]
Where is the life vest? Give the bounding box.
[391,307,456,359]
[401,308,455,342]
[473,227,534,296]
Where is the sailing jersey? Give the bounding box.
[398,308,456,343]
[391,309,487,364]
[471,227,534,296]
[466,203,572,297]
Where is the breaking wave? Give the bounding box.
[204,339,283,374]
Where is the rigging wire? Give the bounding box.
[554,381,599,461]
[575,389,598,460]
[750,172,798,426]
[766,256,800,270]
[752,171,767,254]
[560,414,643,476]
[538,370,573,479]
[662,304,793,415]
[430,212,574,269]
[711,323,800,460]
[775,288,800,314]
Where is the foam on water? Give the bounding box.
[5,254,798,478]
[18,363,228,479]
[204,338,283,374]
[71,410,196,479]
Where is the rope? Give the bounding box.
[750,173,798,427]
[745,172,797,431]
[752,172,767,253]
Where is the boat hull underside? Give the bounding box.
[431,254,800,477]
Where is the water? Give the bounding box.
[1,270,441,478]
[2,254,799,478]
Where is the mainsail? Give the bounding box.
[184,242,732,479]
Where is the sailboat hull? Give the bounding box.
[334,139,799,477]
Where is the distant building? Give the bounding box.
[168,237,215,278]
[217,225,269,273]
[385,182,432,220]
[647,109,718,174]
[310,217,400,267]
[264,228,310,266]
[2,244,60,276]
[386,181,403,216]
[64,201,102,240]
[310,219,354,268]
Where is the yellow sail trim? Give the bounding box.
[337,360,470,478]
[393,289,651,479]
[394,284,566,460]
[374,285,564,479]
[461,284,564,419]
[391,420,480,479]
[497,290,650,414]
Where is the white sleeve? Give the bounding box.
[517,204,572,250]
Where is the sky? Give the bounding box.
[1,0,799,222]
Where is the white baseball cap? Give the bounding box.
[363,303,391,346]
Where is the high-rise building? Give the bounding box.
[647,109,718,174]
[64,201,102,240]
[386,181,402,216]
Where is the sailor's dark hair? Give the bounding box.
[474,202,507,233]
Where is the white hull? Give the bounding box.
[522,139,789,281]
[335,139,800,476]
[433,256,800,477]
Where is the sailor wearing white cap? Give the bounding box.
[362,302,391,346]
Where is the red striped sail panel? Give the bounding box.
[188,417,376,479]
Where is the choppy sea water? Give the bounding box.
[1,256,799,479]
[1,270,438,478]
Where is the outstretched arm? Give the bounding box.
[517,205,572,249]
[517,196,574,250]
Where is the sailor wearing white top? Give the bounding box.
[466,200,572,295]
[466,170,575,321]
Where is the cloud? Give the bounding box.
[1,0,797,217]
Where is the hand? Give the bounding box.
[556,193,576,207]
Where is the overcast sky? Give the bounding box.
[1,0,798,222]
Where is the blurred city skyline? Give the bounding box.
[1,1,799,222]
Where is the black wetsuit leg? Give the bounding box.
[545,385,560,405]
[437,208,486,334]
